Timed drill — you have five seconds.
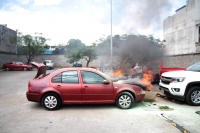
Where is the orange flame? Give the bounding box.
[140,70,153,91]
[113,70,122,77]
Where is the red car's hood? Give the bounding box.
[31,62,46,79]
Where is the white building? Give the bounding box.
[163,0,200,55]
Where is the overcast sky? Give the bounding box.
[0,0,186,46]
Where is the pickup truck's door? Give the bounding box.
[80,71,114,103]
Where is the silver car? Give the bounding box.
[44,60,54,69]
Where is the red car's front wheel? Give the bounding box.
[116,92,134,109]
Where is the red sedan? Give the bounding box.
[26,62,145,110]
[3,62,33,71]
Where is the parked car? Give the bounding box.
[44,60,54,69]
[73,62,82,67]
[159,62,200,106]
[26,62,145,110]
[2,62,33,71]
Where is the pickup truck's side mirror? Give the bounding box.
[102,80,109,84]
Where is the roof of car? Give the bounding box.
[59,67,97,71]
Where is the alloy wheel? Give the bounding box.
[191,90,200,104]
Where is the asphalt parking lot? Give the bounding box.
[0,69,200,133]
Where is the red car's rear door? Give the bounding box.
[80,71,114,103]
[50,70,81,103]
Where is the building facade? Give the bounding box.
[0,25,17,54]
[163,0,200,56]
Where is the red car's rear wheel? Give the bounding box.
[42,93,61,110]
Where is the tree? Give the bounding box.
[17,32,49,64]
[65,39,85,64]
[81,46,97,67]
[65,39,97,67]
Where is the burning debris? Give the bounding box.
[111,69,153,91]
[110,62,153,91]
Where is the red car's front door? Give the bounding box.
[80,71,114,103]
[50,70,81,103]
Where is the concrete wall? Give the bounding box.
[16,54,119,68]
[1,53,200,69]
[163,0,200,56]
[163,53,200,68]
[0,53,18,67]
[0,25,17,54]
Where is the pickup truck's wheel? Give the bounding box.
[186,86,200,106]
[42,93,61,110]
[116,92,134,109]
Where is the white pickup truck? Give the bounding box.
[159,62,200,106]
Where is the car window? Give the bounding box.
[51,71,78,84]
[81,71,104,84]
[186,62,200,72]
[52,73,62,83]
[16,62,23,65]
[62,71,78,83]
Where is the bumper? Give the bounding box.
[136,93,145,101]
[135,89,145,101]
[26,91,40,102]
[159,82,185,96]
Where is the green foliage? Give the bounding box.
[81,46,97,67]
[65,39,97,67]
[65,39,85,64]
[17,32,50,64]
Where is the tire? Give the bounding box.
[5,67,10,71]
[42,93,61,110]
[116,92,134,109]
[186,86,200,106]
[23,68,27,71]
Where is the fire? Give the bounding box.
[140,70,153,91]
[113,70,122,77]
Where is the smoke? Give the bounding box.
[112,0,173,35]
[118,35,164,66]
[96,34,165,67]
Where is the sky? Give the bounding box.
[0,0,186,46]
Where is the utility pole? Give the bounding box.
[110,0,113,71]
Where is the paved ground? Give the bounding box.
[0,69,199,133]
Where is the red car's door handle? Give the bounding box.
[84,86,88,89]
[56,85,61,88]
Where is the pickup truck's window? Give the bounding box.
[186,62,200,72]
[81,71,104,84]
[51,71,78,83]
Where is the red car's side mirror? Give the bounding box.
[102,80,109,84]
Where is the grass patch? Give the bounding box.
[159,106,169,109]
[158,106,174,110]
